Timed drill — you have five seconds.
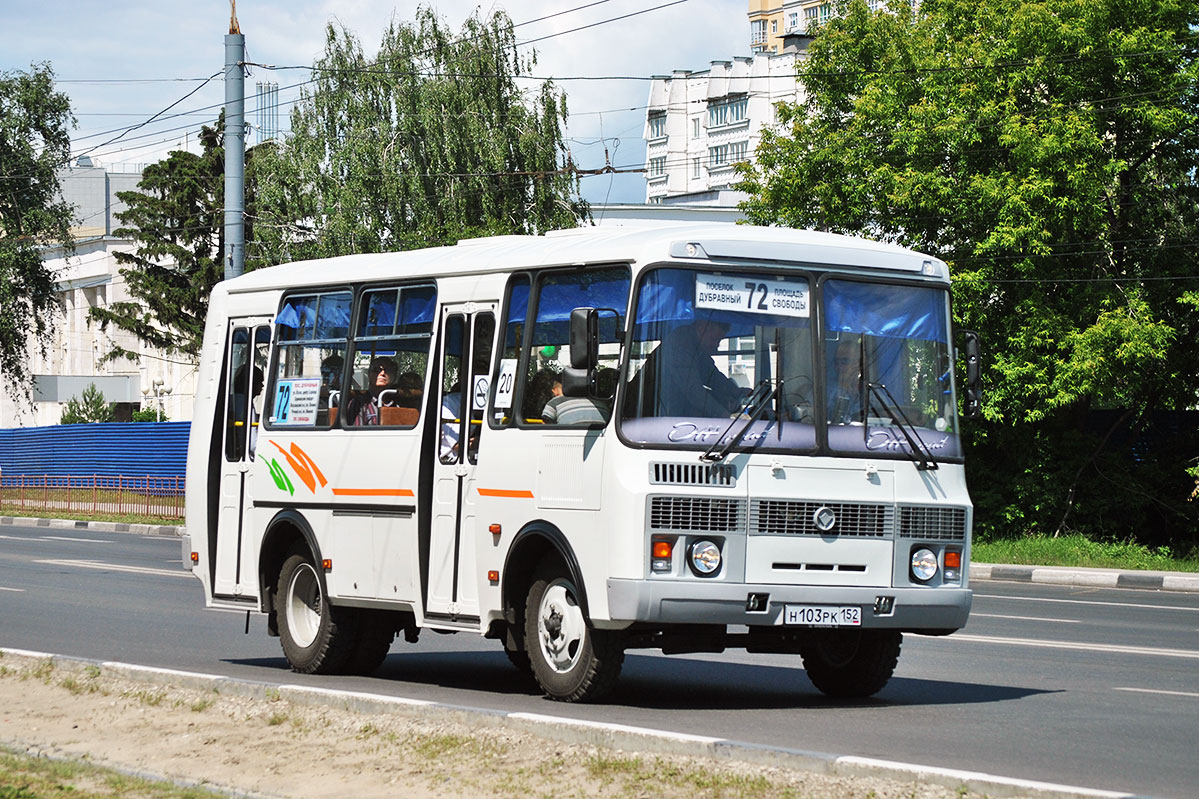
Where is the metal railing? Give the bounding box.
[0,474,185,520]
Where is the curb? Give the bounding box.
[972,563,1199,593]
[0,648,1148,799]
[0,515,183,538]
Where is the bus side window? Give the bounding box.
[269,291,351,429]
[346,284,435,428]
[490,274,530,428]
[519,266,630,427]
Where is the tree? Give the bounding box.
[59,382,114,424]
[130,407,168,422]
[88,116,259,361]
[251,6,587,265]
[739,0,1199,543]
[0,63,74,390]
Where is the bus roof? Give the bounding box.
[219,223,945,295]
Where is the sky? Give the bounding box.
[2,0,751,205]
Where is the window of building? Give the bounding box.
[771,19,778,33]
[708,96,748,129]
[751,19,767,45]
[820,3,832,23]
[647,113,666,139]
[708,144,730,168]
[648,156,667,177]
[691,118,701,139]
[804,6,819,31]
[788,11,799,30]
[730,140,749,163]
[692,157,701,179]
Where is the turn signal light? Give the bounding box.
[321,559,333,572]
[944,550,961,569]
[487,570,499,583]
[651,539,673,574]
[190,551,199,564]
[489,523,502,535]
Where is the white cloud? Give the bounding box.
[4,0,750,202]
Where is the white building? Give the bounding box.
[643,42,806,206]
[0,160,198,427]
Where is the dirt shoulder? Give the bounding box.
[0,651,1045,799]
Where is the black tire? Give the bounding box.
[345,610,396,676]
[504,645,533,677]
[523,562,623,703]
[276,549,358,674]
[801,629,901,699]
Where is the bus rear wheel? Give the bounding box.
[523,563,623,703]
[800,629,901,699]
[277,549,357,674]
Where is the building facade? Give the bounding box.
[751,1,892,54]
[643,47,804,205]
[0,161,198,428]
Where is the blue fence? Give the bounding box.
[0,422,190,478]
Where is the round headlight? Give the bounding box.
[911,548,938,582]
[689,540,722,575]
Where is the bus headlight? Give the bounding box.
[689,540,722,576]
[910,548,938,582]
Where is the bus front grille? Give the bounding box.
[898,506,968,540]
[750,500,893,538]
[648,496,745,533]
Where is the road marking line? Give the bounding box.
[972,613,1080,623]
[34,559,191,580]
[40,536,114,544]
[975,593,1199,613]
[1113,687,1199,699]
[948,633,1199,659]
[0,586,25,592]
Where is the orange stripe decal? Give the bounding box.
[290,443,328,488]
[331,488,415,497]
[477,488,535,499]
[272,441,315,493]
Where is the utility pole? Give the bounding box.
[223,1,245,280]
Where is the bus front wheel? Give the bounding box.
[277,549,357,674]
[523,563,623,702]
[800,629,902,699]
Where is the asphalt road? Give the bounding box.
[2,524,1197,798]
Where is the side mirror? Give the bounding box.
[569,307,599,370]
[961,330,982,420]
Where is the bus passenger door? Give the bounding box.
[427,305,496,622]
[213,319,272,600]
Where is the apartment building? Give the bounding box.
[751,1,893,54]
[643,44,805,205]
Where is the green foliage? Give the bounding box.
[87,117,260,361]
[59,382,114,424]
[130,407,169,422]
[740,0,1199,544]
[0,63,74,392]
[251,6,587,265]
[973,534,1199,572]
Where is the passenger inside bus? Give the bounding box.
[542,368,618,425]
[347,356,397,425]
[638,319,744,418]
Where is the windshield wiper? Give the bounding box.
[701,379,774,462]
[866,381,939,471]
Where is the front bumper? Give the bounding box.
[607,578,972,631]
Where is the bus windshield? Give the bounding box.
[619,267,961,461]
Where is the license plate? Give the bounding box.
[784,604,862,627]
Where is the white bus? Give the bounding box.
[185,223,978,702]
